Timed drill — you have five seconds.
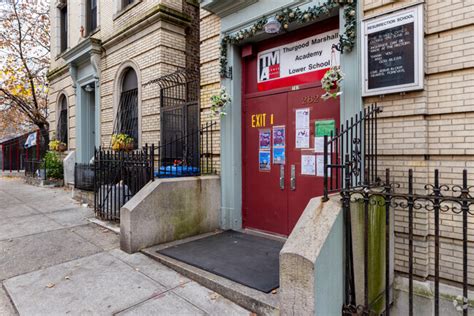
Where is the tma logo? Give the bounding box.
[258,49,280,82]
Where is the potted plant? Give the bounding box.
[321,65,344,100]
[111,133,135,152]
[48,139,67,152]
[210,87,231,117]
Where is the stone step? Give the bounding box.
[141,231,280,316]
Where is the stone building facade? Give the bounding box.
[363,0,474,287]
[199,8,221,170]
[47,0,200,168]
[200,0,474,313]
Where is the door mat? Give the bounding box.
[157,230,284,293]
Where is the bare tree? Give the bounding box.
[0,0,50,146]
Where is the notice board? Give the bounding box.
[362,4,423,96]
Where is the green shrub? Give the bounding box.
[41,151,64,179]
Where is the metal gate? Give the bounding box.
[323,104,473,315]
[93,146,154,221]
[145,68,199,167]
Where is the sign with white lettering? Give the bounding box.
[362,4,424,96]
[257,29,340,91]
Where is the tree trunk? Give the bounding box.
[37,123,49,157]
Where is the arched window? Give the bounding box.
[115,67,138,148]
[57,95,68,146]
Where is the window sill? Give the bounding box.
[56,50,68,61]
[86,27,101,38]
[113,0,142,21]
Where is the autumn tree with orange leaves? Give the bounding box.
[0,0,50,145]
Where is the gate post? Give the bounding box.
[342,153,356,311]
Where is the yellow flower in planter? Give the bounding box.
[49,140,67,152]
[111,133,135,152]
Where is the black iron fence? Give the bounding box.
[341,169,474,316]
[92,122,217,221]
[24,159,46,180]
[323,104,381,200]
[155,121,217,178]
[7,123,214,221]
[74,163,95,191]
[93,146,154,221]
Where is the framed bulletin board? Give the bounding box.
[362,4,424,96]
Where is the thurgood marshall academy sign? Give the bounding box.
[257,29,340,91]
[362,4,424,96]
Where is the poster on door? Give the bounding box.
[259,129,271,150]
[257,29,340,91]
[273,126,286,164]
[295,108,310,149]
[259,151,271,171]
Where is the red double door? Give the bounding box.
[243,86,340,236]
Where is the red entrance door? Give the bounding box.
[286,88,340,231]
[243,93,289,235]
[243,86,339,236]
[241,18,340,236]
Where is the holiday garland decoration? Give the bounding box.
[219,0,357,78]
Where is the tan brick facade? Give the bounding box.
[199,9,221,171]
[47,1,199,152]
[363,0,474,285]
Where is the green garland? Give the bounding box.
[219,0,357,78]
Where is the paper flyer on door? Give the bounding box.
[301,154,316,175]
[296,129,310,149]
[295,108,310,149]
[314,119,335,153]
[316,154,331,177]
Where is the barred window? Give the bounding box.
[59,2,67,52]
[115,68,138,148]
[86,0,97,35]
[57,95,68,146]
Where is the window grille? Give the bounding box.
[60,4,67,52]
[57,96,68,146]
[144,68,199,166]
[87,0,97,34]
[112,68,139,148]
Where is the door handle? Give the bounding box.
[290,164,296,191]
[280,165,285,190]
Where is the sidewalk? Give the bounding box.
[0,177,250,315]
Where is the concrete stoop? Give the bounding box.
[141,233,280,316]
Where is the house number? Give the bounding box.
[301,95,320,105]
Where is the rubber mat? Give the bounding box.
[157,230,284,293]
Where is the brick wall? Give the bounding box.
[48,1,200,154]
[363,0,474,285]
[47,72,76,151]
[199,9,221,172]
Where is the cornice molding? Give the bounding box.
[102,4,191,50]
[200,0,258,18]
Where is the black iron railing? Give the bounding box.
[24,159,46,180]
[342,169,474,316]
[155,121,217,178]
[94,146,154,221]
[323,104,382,200]
[74,163,95,191]
[92,122,217,221]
